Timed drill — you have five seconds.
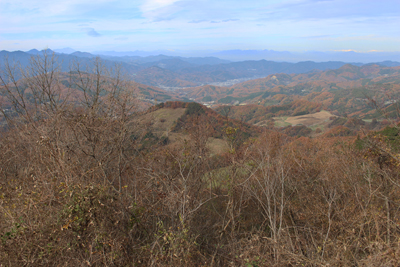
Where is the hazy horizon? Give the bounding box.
[3,47,400,63]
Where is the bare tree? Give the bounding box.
[243,132,293,262]
[0,49,67,126]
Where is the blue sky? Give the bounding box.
[1,0,399,53]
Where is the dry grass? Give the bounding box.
[285,110,334,126]
[272,117,291,127]
[272,110,336,129]
[137,107,230,156]
[207,137,229,155]
[135,107,186,136]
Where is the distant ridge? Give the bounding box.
[1,49,400,88]
[92,49,400,63]
[53,48,76,54]
[210,49,400,63]
[181,63,400,105]
[93,50,175,57]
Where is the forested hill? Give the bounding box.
[2,49,399,88]
[181,63,400,103]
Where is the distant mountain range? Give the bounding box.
[54,47,400,63]
[209,50,400,63]
[1,49,400,88]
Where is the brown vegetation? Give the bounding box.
[1,52,400,266]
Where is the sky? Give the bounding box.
[1,0,400,53]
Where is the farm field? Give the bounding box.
[274,110,335,127]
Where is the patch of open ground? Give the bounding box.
[272,117,291,127]
[207,137,229,155]
[137,107,229,155]
[136,108,186,136]
[277,110,335,127]
[166,134,228,155]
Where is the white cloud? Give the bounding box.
[140,0,181,12]
[139,0,184,20]
[1,0,124,18]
